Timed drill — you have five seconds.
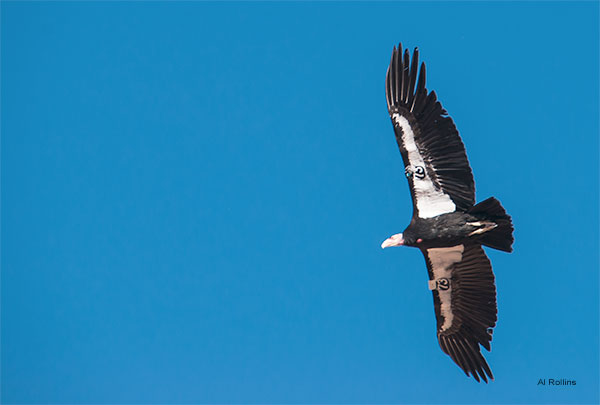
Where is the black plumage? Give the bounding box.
[386,46,475,213]
[381,44,514,382]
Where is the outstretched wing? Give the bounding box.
[386,44,475,218]
[422,244,497,383]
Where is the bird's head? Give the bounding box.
[381,228,423,248]
[381,233,405,249]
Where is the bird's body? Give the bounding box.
[381,44,514,383]
[399,199,512,250]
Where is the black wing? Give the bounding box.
[422,244,497,382]
[385,44,475,218]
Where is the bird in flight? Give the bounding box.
[381,44,514,383]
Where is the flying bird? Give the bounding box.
[381,44,514,383]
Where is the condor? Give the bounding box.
[381,44,514,383]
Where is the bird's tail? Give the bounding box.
[468,197,514,252]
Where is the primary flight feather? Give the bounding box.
[381,44,514,383]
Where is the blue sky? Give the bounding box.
[1,1,598,404]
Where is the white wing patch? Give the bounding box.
[392,113,456,218]
[427,245,464,332]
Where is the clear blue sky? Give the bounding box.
[2,1,598,404]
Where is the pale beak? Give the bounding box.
[381,233,404,249]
